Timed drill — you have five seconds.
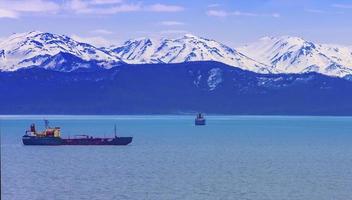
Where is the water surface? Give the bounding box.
[1,115,352,200]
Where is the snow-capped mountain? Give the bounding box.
[238,36,352,77]
[0,31,122,72]
[110,34,272,73]
[0,31,351,77]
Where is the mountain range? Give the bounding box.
[1,31,352,115]
[2,61,352,115]
[1,31,351,77]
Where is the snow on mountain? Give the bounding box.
[207,68,223,91]
[110,34,272,73]
[319,44,352,68]
[238,36,352,77]
[0,31,122,72]
[0,31,351,77]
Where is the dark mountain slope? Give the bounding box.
[1,61,352,115]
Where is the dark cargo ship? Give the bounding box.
[195,113,206,125]
[22,121,132,146]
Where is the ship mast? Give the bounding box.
[114,124,117,138]
[44,119,49,129]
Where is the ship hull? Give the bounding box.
[195,119,206,125]
[22,136,132,146]
[22,135,63,145]
[62,137,133,145]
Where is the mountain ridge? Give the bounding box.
[0,31,351,77]
[238,36,352,77]
[2,61,352,115]
[0,31,123,72]
[109,34,272,73]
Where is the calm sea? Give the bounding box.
[1,115,352,200]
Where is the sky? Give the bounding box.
[0,0,351,47]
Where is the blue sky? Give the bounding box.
[0,0,351,47]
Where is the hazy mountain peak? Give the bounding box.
[111,34,270,73]
[238,35,352,77]
[0,31,122,71]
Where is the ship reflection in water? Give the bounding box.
[22,120,132,146]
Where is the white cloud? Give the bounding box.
[206,10,229,17]
[146,4,184,12]
[272,13,280,18]
[71,34,114,47]
[207,9,280,18]
[332,4,352,9]
[63,0,142,14]
[208,4,220,8]
[0,0,60,18]
[88,3,142,14]
[0,8,18,18]
[65,0,124,11]
[0,0,185,18]
[69,2,184,15]
[90,29,113,35]
[305,8,344,15]
[160,30,188,35]
[65,0,88,11]
[305,9,326,14]
[0,0,60,13]
[90,0,124,5]
[160,21,185,26]
[65,1,183,15]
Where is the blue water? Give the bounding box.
[1,115,352,200]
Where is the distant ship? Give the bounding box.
[195,113,206,125]
[22,120,132,146]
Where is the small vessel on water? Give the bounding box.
[22,120,132,146]
[195,113,206,125]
